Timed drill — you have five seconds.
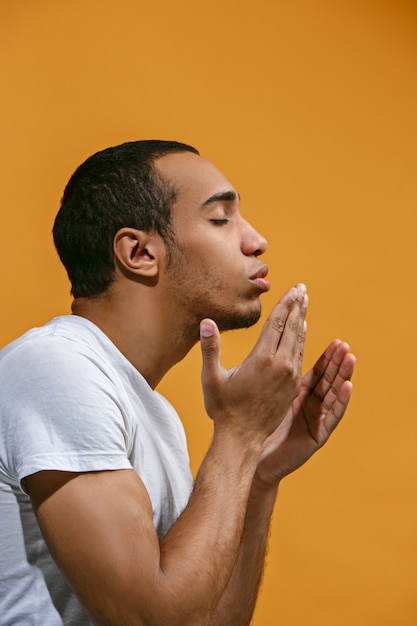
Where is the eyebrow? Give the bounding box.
[201,190,240,207]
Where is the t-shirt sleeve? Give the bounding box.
[0,336,133,487]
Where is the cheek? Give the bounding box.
[169,238,242,288]
[190,264,232,298]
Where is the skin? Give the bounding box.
[25,151,355,625]
[158,154,269,337]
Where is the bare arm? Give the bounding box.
[26,285,307,626]
[206,339,356,625]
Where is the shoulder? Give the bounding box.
[0,316,131,445]
[0,316,120,388]
[0,317,134,482]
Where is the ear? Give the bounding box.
[113,228,163,278]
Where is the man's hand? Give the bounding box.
[200,285,308,446]
[254,339,356,488]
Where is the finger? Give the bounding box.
[301,339,343,392]
[252,286,299,356]
[322,377,354,434]
[296,293,308,375]
[298,316,308,376]
[200,318,222,388]
[312,342,352,402]
[277,284,307,359]
[288,290,308,381]
[314,352,355,433]
[324,352,356,407]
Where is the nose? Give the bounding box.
[241,218,268,257]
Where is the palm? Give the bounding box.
[256,340,355,486]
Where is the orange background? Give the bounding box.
[1,1,416,624]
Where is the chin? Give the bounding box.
[215,306,262,333]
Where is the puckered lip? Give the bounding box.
[249,264,269,281]
[249,264,270,293]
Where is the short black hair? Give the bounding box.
[53,140,199,298]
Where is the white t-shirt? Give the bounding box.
[0,316,194,625]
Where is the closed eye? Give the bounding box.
[210,219,229,225]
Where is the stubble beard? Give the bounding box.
[180,290,262,341]
[212,305,262,333]
[165,240,263,338]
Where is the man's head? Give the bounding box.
[54,141,269,335]
[53,140,199,298]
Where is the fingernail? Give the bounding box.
[297,283,306,297]
[200,321,214,338]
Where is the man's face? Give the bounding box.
[155,151,269,333]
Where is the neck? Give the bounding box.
[71,287,199,389]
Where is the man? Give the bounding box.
[0,140,355,625]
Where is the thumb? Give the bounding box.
[200,318,222,386]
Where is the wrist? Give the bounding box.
[212,421,264,460]
[251,469,281,495]
[245,476,279,525]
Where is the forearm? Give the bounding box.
[208,481,278,626]
[156,428,264,624]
